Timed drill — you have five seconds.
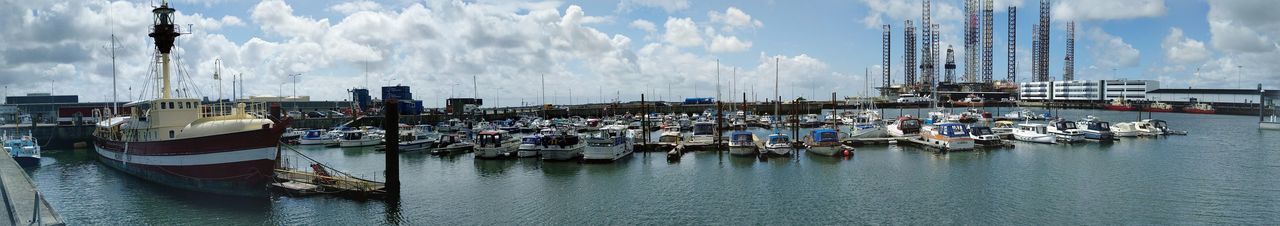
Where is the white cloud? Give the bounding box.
[859,0,918,28]
[617,0,690,13]
[663,17,702,47]
[708,7,762,32]
[1052,0,1165,21]
[1087,27,1140,68]
[1161,27,1210,64]
[708,35,752,53]
[629,19,656,33]
[251,0,330,40]
[328,1,382,14]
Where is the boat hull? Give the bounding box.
[1261,122,1280,130]
[1103,105,1136,111]
[763,145,792,156]
[13,156,39,167]
[517,144,541,158]
[1144,108,1174,112]
[476,146,516,159]
[92,127,282,197]
[339,139,381,147]
[583,144,630,162]
[1183,109,1216,114]
[805,145,842,156]
[849,127,886,138]
[297,138,333,145]
[541,144,585,161]
[727,145,757,156]
[1014,133,1057,144]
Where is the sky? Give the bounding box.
[1,0,1277,107]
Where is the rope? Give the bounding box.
[278,142,378,183]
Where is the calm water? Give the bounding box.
[26,109,1280,225]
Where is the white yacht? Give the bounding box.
[1014,123,1057,144]
[583,125,634,162]
[1047,120,1086,143]
[727,131,757,156]
[968,126,1002,145]
[517,134,543,158]
[297,129,336,145]
[337,129,383,147]
[540,132,585,161]
[688,121,716,145]
[475,130,519,159]
[1133,119,1169,136]
[886,116,923,137]
[657,129,684,147]
[387,125,438,152]
[919,122,976,151]
[763,133,793,156]
[805,129,848,156]
[1109,122,1141,137]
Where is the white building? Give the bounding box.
[1146,89,1265,104]
[1019,80,1159,101]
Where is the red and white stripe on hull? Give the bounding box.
[93,126,285,196]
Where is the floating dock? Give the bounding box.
[0,153,63,225]
[272,168,386,199]
[843,136,1013,152]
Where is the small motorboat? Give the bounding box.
[1145,102,1174,112]
[805,129,850,157]
[1109,122,1141,137]
[431,134,475,156]
[886,116,923,137]
[336,129,383,148]
[475,130,519,159]
[1075,116,1115,141]
[919,122,976,151]
[297,129,336,145]
[3,132,41,167]
[1014,123,1057,144]
[1047,120,1086,143]
[1183,103,1216,114]
[1133,119,1169,136]
[968,126,1002,145]
[763,133,793,157]
[727,131,758,156]
[517,134,543,158]
[1103,98,1137,111]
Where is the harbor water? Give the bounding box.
[25,109,1280,224]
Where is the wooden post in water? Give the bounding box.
[1260,84,1265,123]
[383,99,400,196]
[715,100,723,146]
[641,94,647,147]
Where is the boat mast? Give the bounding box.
[774,57,780,131]
[149,1,180,100]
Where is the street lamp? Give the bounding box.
[288,73,302,98]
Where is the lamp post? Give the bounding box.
[288,73,302,98]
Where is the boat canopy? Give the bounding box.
[692,122,715,135]
[767,134,790,143]
[936,123,969,137]
[730,131,754,142]
[811,129,839,142]
[970,126,994,136]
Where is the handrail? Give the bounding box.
[0,161,19,226]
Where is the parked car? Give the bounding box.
[305,112,325,118]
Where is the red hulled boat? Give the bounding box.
[1103,98,1136,111]
[92,2,288,197]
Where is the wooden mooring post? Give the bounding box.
[383,99,400,196]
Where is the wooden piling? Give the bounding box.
[383,99,400,196]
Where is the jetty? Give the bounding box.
[0,153,63,225]
[843,136,1014,152]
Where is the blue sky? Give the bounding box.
[1,0,1276,107]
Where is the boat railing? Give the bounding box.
[200,102,270,119]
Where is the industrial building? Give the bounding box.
[1019,80,1159,101]
[381,85,424,115]
[1146,89,1276,104]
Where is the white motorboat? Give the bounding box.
[805,128,849,156]
[727,131,757,156]
[688,121,716,145]
[919,122,976,151]
[297,129,336,145]
[968,126,1001,145]
[657,129,684,147]
[583,125,634,162]
[1047,120,1086,143]
[431,133,474,156]
[540,132,585,161]
[475,130,519,159]
[3,132,41,167]
[1014,123,1057,144]
[337,129,383,147]
[517,134,543,158]
[1133,119,1169,136]
[1109,122,1141,137]
[1075,116,1115,141]
[763,133,793,156]
[385,125,438,152]
[886,116,923,137]
[1263,115,1280,130]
